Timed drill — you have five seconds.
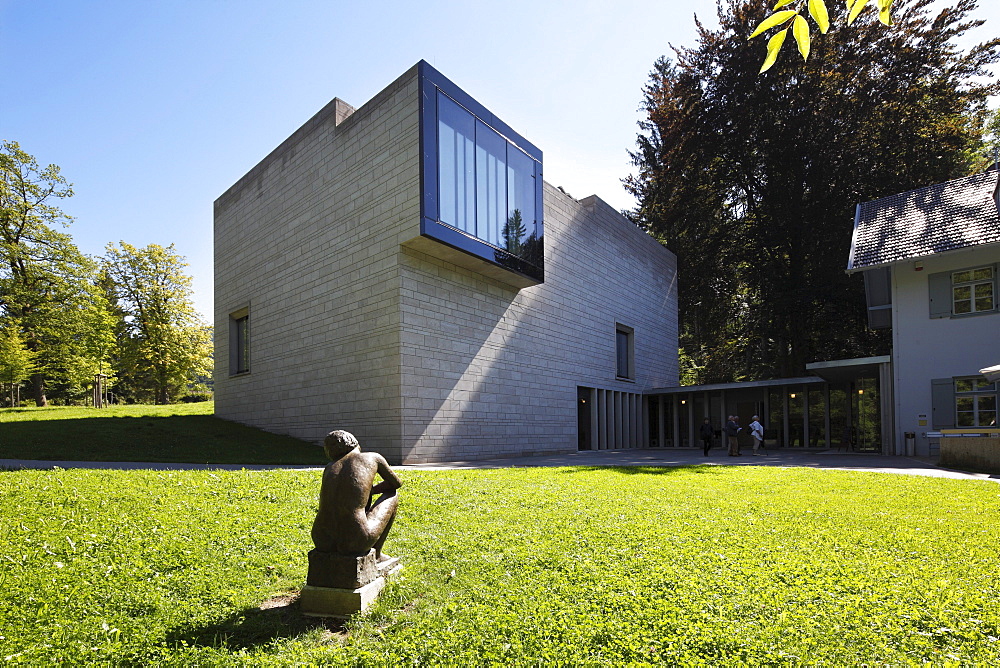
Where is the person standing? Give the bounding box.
[750,415,765,456]
[725,415,740,456]
[700,417,715,456]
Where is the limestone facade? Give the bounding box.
[214,62,677,463]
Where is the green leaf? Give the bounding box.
[749,10,797,39]
[808,0,830,33]
[847,0,869,25]
[792,15,811,60]
[878,0,894,26]
[773,0,796,8]
[759,28,789,73]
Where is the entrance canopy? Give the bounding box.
[806,356,891,385]
[644,356,893,453]
[648,376,823,396]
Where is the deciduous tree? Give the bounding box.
[0,320,37,406]
[0,140,113,404]
[102,242,211,404]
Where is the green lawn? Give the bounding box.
[1,465,997,665]
[0,403,325,465]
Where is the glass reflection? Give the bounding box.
[434,89,542,280]
[438,94,475,234]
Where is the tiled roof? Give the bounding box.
[847,170,1000,272]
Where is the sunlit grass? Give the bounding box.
[1,465,998,664]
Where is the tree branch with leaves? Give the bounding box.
[752,0,896,71]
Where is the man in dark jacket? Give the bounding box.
[700,417,715,456]
[725,416,741,456]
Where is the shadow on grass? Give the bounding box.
[166,593,346,651]
[556,464,732,476]
[0,415,326,465]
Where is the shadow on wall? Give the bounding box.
[398,245,529,463]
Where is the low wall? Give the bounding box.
[939,436,1000,474]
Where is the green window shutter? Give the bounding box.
[931,378,955,429]
[928,271,952,319]
[994,263,999,312]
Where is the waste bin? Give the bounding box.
[904,431,916,456]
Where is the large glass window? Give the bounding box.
[438,94,475,235]
[438,91,538,251]
[768,388,784,446]
[787,388,804,447]
[420,62,544,284]
[808,387,827,447]
[854,377,880,451]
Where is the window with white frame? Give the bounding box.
[954,377,997,427]
[952,266,995,315]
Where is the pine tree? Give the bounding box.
[626,0,999,382]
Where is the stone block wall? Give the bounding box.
[214,63,678,464]
[396,184,677,463]
[939,436,1000,473]
[214,66,421,461]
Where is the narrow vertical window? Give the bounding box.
[475,120,507,247]
[616,324,634,380]
[437,93,475,234]
[229,307,250,375]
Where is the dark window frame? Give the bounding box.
[616,323,634,381]
[418,61,544,284]
[929,263,998,319]
[229,307,250,376]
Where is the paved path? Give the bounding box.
[1,448,997,482]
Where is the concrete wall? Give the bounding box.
[939,436,1000,473]
[214,66,421,461]
[214,64,678,464]
[891,246,1000,456]
[396,186,677,463]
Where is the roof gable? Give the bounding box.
[847,171,1000,272]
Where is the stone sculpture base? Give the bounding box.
[301,550,401,618]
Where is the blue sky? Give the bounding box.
[2,0,997,319]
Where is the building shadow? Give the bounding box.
[0,414,324,465]
[556,464,727,476]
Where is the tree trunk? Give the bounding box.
[31,373,48,407]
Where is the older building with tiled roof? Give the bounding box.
[848,170,1000,273]
[845,168,1000,459]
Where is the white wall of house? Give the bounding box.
[891,245,1000,455]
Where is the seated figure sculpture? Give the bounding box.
[311,430,401,561]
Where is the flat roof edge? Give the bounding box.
[647,376,825,395]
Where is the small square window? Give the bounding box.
[952,266,995,315]
[953,376,997,427]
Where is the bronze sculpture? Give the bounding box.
[311,429,401,559]
[303,429,402,612]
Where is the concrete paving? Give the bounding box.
[1,448,997,482]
